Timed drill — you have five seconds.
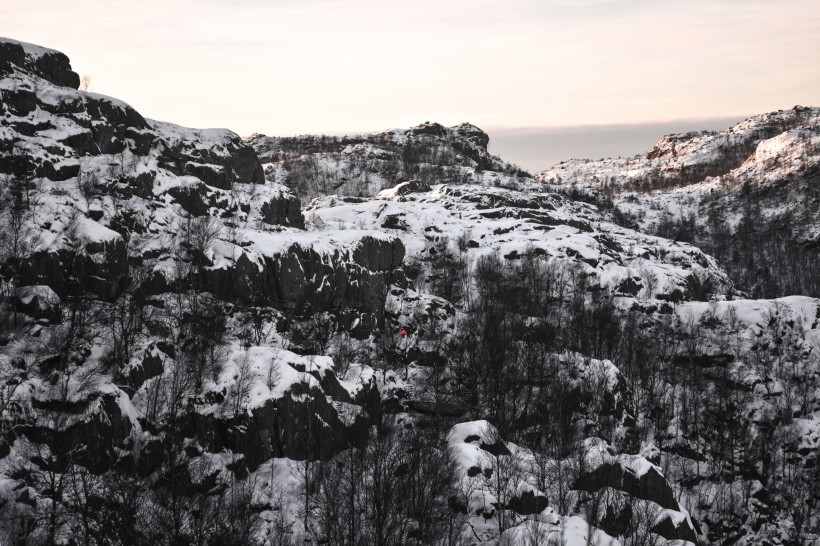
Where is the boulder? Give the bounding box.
[652,512,700,543]
[573,441,698,543]
[164,179,236,217]
[377,180,431,199]
[506,489,548,515]
[574,459,678,511]
[259,192,305,228]
[14,285,60,321]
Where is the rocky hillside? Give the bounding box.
[535,107,820,298]
[1,38,819,546]
[245,122,530,199]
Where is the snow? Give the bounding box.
[149,119,240,152]
[449,420,496,471]
[0,36,62,59]
[239,228,394,261]
[501,516,622,546]
[15,285,59,308]
[305,179,730,301]
[337,362,376,397]
[75,215,122,245]
[215,345,326,410]
[535,107,820,248]
[115,389,140,430]
[676,297,819,338]
[793,417,820,454]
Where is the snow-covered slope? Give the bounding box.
[2,37,819,546]
[535,107,819,241]
[535,107,820,299]
[305,178,731,304]
[536,107,819,198]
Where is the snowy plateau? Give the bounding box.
[0,37,819,546]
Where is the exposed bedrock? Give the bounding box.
[199,236,406,331]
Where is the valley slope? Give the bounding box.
[0,38,819,546]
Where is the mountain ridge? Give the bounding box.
[535,106,820,298]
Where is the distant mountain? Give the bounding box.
[536,107,820,298]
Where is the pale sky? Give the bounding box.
[4,0,819,169]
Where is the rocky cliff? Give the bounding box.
[245,121,529,199]
[1,38,819,546]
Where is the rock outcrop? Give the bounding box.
[575,440,697,542]
[246,120,526,198]
[0,38,80,89]
[198,233,405,330]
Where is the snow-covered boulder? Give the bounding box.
[13,285,60,321]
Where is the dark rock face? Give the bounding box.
[200,236,405,330]
[164,180,237,217]
[21,393,133,473]
[381,213,407,230]
[260,383,370,462]
[575,461,678,511]
[122,344,167,394]
[506,490,548,516]
[451,122,490,150]
[0,39,80,88]
[409,122,449,139]
[351,235,405,272]
[229,144,266,184]
[259,192,305,228]
[185,377,379,469]
[617,276,643,296]
[81,99,151,155]
[599,503,632,538]
[651,512,699,543]
[20,235,128,300]
[159,129,264,189]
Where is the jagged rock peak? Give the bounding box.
[405,121,489,148]
[451,122,490,149]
